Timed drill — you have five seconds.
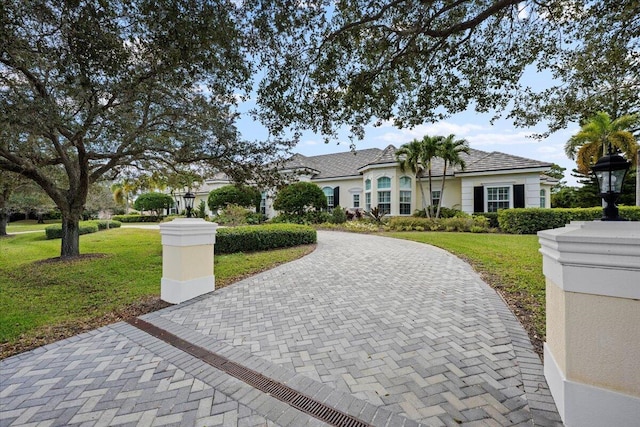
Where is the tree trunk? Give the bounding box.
[0,210,7,236]
[60,211,82,258]
[436,164,447,219]
[636,150,640,206]
[417,174,427,210]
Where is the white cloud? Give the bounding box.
[301,139,320,146]
[375,121,486,143]
[466,131,535,146]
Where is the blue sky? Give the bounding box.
[238,108,581,186]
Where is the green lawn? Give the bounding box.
[0,228,314,358]
[6,219,61,233]
[385,231,546,352]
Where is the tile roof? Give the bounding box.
[283,146,552,180]
[282,148,382,179]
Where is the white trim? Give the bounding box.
[545,344,640,427]
[159,219,217,246]
[538,222,640,299]
[161,275,215,304]
[456,167,550,177]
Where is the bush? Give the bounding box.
[474,212,499,228]
[273,182,327,216]
[329,206,347,224]
[214,204,251,226]
[89,220,121,230]
[270,211,331,224]
[207,184,261,211]
[413,206,462,219]
[133,192,174,216]
[498,206,640,234]
[387,215,490,233]
[215,224,317,254]
[45,222,99,239]
[112,214,161,223]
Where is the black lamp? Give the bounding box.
[183,191,196,218]
[591,147,631,221]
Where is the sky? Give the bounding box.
[238,103,581,186]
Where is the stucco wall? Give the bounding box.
[460,171,545,213]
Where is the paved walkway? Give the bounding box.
[0,231,562,426]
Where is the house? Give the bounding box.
[189,145,556,217]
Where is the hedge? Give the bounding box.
[215,224,317,254]
[112,214,161,223]
[498,207,640,234]
[44,220,121,239]
[387,215,490,233]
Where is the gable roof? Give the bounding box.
[283,145,552,180]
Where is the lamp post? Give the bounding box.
[183,191,196,218]
[591,147,631,221]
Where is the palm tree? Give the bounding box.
[110,178,137,213]
[420,135,442,218]
[565,112,639,175]
[396,139,427,211]
[436,134,470,218]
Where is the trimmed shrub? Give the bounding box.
[270,211,331,224]
[474,212,499,228]
[112,214,161,223]
[498,207,640,234]
[207,184,261,211]
[90,220,121,230]
[329,206,347,224]
[273,182,327,216]
[387,215,489,232]
[215,224,317,254]
[45,223,99,239]
[133,192,174,216]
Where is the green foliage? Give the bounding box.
[271,211,331,225]
[329,206,347,224]
[273,182,327,216]
[91,220,122,230]
[388,216,489,233]
[413,206,462,219]
[195,200,207,219]
[214,204,251,226]
[45,223,99,240]
[498,207,640,234]
[473,212,499,229]
[207,185,261,211]
[366,207,386,223]
[215,224,317,254]
[112,214,161,223]
[133,193,174,216]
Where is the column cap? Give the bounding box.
[538,221,640,298]
[159,218,218,246]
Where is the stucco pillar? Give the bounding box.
[538,221,640,427]
[159,218,217,304]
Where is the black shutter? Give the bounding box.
[514,184,525,208]
[474,186,484,213]
[333,186,340,208]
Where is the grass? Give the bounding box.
[385,231,546,353]
[0,228,314,358]
[6,219,61,233]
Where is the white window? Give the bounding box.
[540,189,546,208]
[399,191,411,215]
[378,191,391,214]
[323,187,334,209]
[365,192,371,211]
[260,191,267,215]
[487,186,510,212]
[431,190,441,207]
[353,194,360,208]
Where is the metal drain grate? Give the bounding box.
[127,318,371,427]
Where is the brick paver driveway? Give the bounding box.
[1,231,562,426]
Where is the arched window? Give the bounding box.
[377,177,391,189]
[323,186,334,209]
[399,176,411,215]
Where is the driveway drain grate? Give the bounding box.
[127,318,372,427]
